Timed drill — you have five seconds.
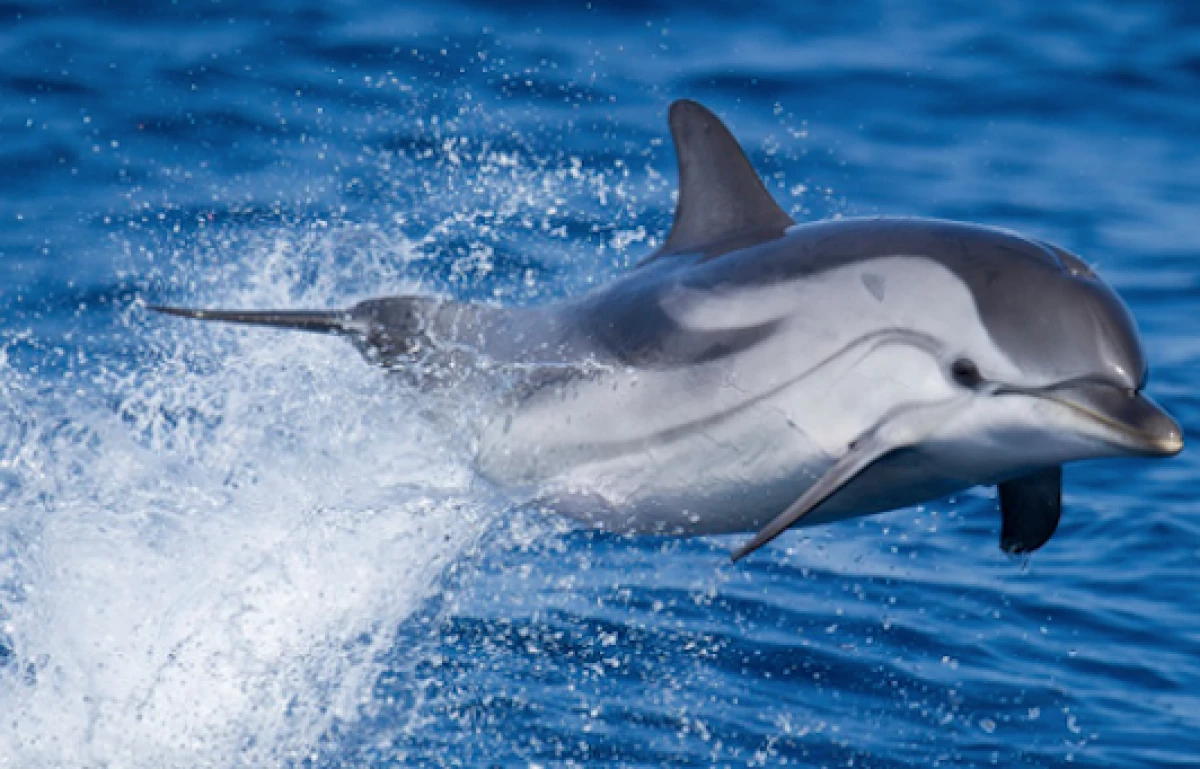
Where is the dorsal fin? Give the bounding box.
[656,99,794,258]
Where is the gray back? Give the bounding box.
[570,217,1145,390]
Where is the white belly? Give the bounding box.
[478,391,825,533]
[475,335,966,535]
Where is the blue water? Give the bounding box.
[1,1,1198,766]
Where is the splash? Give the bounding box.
[0,229,492,768]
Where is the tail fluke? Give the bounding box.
[148,305,355,336]
[148,296,440,368]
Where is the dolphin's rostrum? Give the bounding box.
[152,100,1183,561]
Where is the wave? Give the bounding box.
[0,227,492,768]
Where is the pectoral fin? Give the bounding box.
[731,435,895,562]
[998,466,1062,554]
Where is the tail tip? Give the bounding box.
[147,304,206,320]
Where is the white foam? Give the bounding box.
[0,231,491,768]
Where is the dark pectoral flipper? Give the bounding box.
[731,434,896,562]
[998,466,1062,554]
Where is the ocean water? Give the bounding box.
[1,0,1198,766]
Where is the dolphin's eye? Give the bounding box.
[951,358,982,388]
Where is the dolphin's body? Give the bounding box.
[153,100,1182,560]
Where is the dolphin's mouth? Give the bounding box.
[1033,382,1183,457]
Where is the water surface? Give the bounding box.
[1,1,1198,766]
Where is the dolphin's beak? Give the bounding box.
[1040,384,1183,457]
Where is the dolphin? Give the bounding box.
[151,99,1183,561]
